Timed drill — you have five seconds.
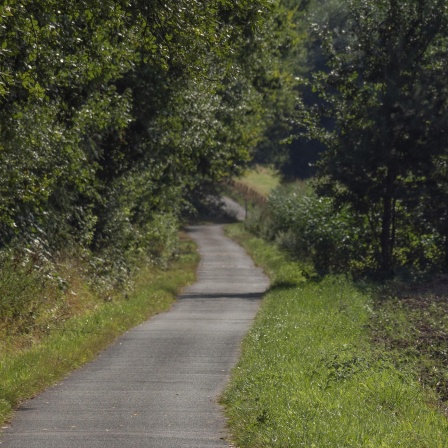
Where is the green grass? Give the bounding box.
[236,165,281,197]
[0,237,198,425]
[222,224,448,447]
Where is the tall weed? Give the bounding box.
[0,246,65,341]
[0,211,181,351]
[88,211,180,296]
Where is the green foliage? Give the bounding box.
[253,0,340,179]
[290,0,448,273]
[0,0,281,244]
[270,187,357,272]
[249,182,444,276]
[0,0,290,324]
[244,1,307,170]
[245,183,373,274]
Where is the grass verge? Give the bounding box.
[222,224,448,447]
[0,235,198,425]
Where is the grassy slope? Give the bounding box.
[235,165,281,197]
[0,237,198,425]
[222,224,448,447]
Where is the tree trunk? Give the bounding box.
[380,196,393,273]
[442,226,448,272]
[444,237,448,272]
[380,169,396,274]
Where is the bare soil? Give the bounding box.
[372,274,448,415]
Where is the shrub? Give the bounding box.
[252,184,376,274]
[253,183,443,276]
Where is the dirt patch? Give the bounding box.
[402,273,448,301]
[372,275,448,415]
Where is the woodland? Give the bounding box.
[1,0,448,325]
[0,0,285,277]
[2,1,448,440]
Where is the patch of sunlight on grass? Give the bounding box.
[236,165,281,197]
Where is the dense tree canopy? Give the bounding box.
[294,0,448,273]
[7,0,447,276]
[0,0,293,270]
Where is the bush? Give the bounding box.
[250,183,444,276]
[249,184,376,274]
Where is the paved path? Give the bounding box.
[221,197,246,221]
[1,224,269,447]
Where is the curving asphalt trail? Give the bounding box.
[1,222,269,447]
